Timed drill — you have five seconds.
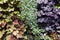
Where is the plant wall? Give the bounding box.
[0,0,60,40]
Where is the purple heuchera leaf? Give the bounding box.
[37,0,48,4]
[37,18,45,23]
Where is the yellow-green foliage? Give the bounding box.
[0,0,27,40]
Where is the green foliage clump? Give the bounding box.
[21,0,39,34]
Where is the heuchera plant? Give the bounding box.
[0,0,27,40]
